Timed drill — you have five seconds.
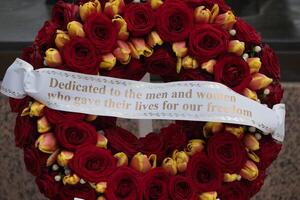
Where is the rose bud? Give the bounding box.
[128,38,153,59]
[247,57,262,74]
[173,150,189,173]
[147,31,163,48]
[99,53,116,70]
[176,58,182,74]
[225,125,244,138]
[57,151,74,167]
[35,132,58,154]
[63,174,80,185]
[244,134,260,151]
[96,133,108,149]
[55,30,70,49]
[112,15,129,41]
[249,73,273,90]
[29,101,45,117]
[172,41,188,58]
[209,4,220,23]
[79,0,101,21]
[114,152,128,167]
[95,182,107,193]
[97,197,106,200]
[247,151,260,163]
[162,157,177,175]
[215,11,236,30]
[223,173,241,182]
[47,149,60,167]
[113,40,131,64]
[243,88,258,101]
[182,55,198,69]
[240,160,259,181]
[185,139,205,156]
[86,114,97,122]
[194,6,211,24]
[228,40,245,56]
[203,122,224,137]
[130,152,152,173]
[199,191,217,200]
[201,59,216,74]
[37,116,51,133]
[104,0,125,18]
[67,21,85,38]
[44,48,62,67]
[21,106,30,116]
[150,0,163,9]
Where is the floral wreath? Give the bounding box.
[10,0,284,199]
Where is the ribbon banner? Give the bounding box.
[1,59,285,141]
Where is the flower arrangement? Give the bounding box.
[9,0,284,199]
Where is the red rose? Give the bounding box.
[257,136,282,170]
[44,107,86,125]
[23,145,48,176]
[207,132,247,173]
[214,54,251,92]
[58,184,97,200]
[21,45,44,69]
[179,69,212,81]
[176,120,205,139]
[52,1,79,29]
[105,127,138,157]
[186,152,223,192]
[62,37,99,74]
[261,82,284,107]
[9,96,30,113]
[156,1,194,42]
[260,44,281,81]
[160,123,188,154]
[84,13,118,54]
[124,3,155,37]
[145,48,177,76]
[243,172,266,198]
[168,176,196,200]
[189,24,230,62]
[69,145,116,183]
[34,21,58,50]
[106,167,143,200]
[234,18,261,44]
[92,116,117,130]
[143,168,170,200]
[55,121,98,151]
[138,132,165,163]
[36,172,59,199]
[218,182,250,200]
[14,115,37,148]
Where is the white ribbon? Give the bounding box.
[1,59,285,141]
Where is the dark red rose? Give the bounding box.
[207,132,247,173]
[58,184,97,200]
[14,115,37,148]
[36,172,59,199]
[143,168,170,200]
[261,82,284,107]
[69,145,116,183]
[175,120,205,139]
[179,69,212,81]
[218,182,250,200]
[260,44,281,81]
[34,21,58,50]
[146,48,177,76]
[84,13,118,54]
[9,96,30,113]
[55,121,98,151]
[156,1,194,42]
[189,24,230,62]
[184,0,230,11]
[44,107,86,125]
[23,145,48,176]
[124,3,155,37]
[160,123,188,154]
[52,1,79,29]
[92,116,117,130]
[214,54,252,92]
[257,136,282,170]
[21,45,44,69]
[243,171,266,198]
[105,127,138,158]
[186,152,223,192]
[168,176,196,200]
[138,132,165,163]
[62,37,99,74]
[106,167,143,200]
[234,18,261,44]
